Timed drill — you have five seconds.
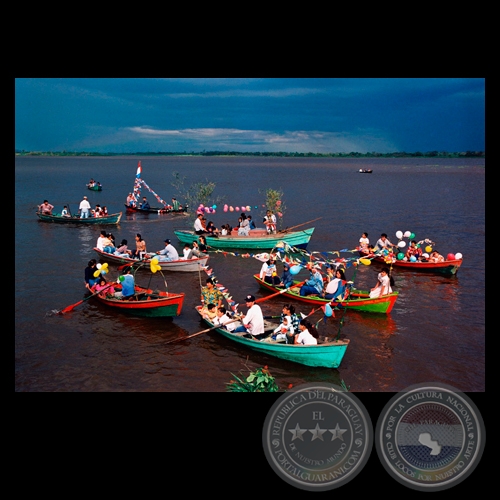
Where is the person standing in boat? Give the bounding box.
[78,195,91,218]
[369,267,393,298]
[156,239,180,261]
[264,210,277,234]
[38,200,54,215]
[200,277,224,309]
[233,295,266,340]
[171,197,180,211]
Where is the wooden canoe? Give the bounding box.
[125,204,188,215]
[366,253,463,276]
[195,306,349,368]
[93,247,209,272]
[95,284,184,317]
[253,274,399,314]
[173,227,314,250]
[36,211,122,225]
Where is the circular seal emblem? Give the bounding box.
[375,382,485,491]
[262,383,373,491]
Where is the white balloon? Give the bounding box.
[396,230,403,239]
[96,263,102,269]
[404,231,411,238]
[423,253,429,259]
[455,252,463,259]
[397,240,406,248]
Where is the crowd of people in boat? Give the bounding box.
[193,210,277,237]
[38,198,110,219]
[199,282,320,344]
[126,193,184,212]
[95,230,209,262]
[357,232,446,263]
[87,179,102,189]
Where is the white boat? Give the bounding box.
[93,247,209,272]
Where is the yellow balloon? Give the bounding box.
[93,269,100,277]
[101,263,108,272]
[359,258,371,265]
[425,245,432,253]
[150,257,161,273]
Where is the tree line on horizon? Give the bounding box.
[15,150,485,158]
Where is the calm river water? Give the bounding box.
[15,156,485,396]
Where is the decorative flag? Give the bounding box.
[136,161,142,178]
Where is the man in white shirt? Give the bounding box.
[233,295,265,339]
[156,239,179,261]
[194,213,208,234]
[79,196,91,218]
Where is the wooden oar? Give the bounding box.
[165,318,241,344]
[58,283,114,314]
[255,281,306,304]
[278,217,322,234]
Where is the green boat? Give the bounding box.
[196,306,349,368]
[174,227,315,250]
[87,184,102,191]
[36,211,122,225]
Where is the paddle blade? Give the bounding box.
[59,299,84,314]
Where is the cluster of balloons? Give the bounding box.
[197,204,217,215]
[395,230,415,240]
[93,262,109,277]
[223,204,253,212]
[447,253,463,260]
[150,257,161,273]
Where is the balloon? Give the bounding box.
[447,253,455,261]
[289,265,302,275]
[359,258,371,265]
[423,253,429,259]
[212,205,217,209]
[276,200,281,206]
[96,263,102,269]
[235,207,240,211]
[246,206,251,211]
[224,206,228,212]
[277,212,283,217]
[101,270,107,275]
[324,303,333,317]
[119,275,125,282]
[396,230,403,239]
[397,252,405,260]
[254,206,258,209]
[410,256,417,262]
[404,231,411,238]
[455,252,463,259]
[199,204,204,208]
[410,233,415,240]
[397,240,406,248]
[229,206,234,211]
[150,257,161,273]
[425,245,433,253]
[93,269,100,277]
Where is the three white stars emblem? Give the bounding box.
[288,423,347,442]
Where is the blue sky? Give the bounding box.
[15,78,485,154]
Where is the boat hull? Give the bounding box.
[196,306,348,368]
[173,228,314,250]
[96,285,184,317]
[125,204,188,215]
[88,185,102,191]
[254,274,398,314]
[36,212,122,225]
[368,254,463,275]
[94,247,209,272]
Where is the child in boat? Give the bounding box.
[92,277,115,297]
[214,306,237,332]
[272,315,294,341]
[279,263,293,289]
[201,303,217,321]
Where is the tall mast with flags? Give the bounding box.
[132,161,142,203]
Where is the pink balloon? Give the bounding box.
[277,212,282,217]
[223,206,228,212]
[447,253,455,261]
[229,206,234,211]
[276,200,281,206]
[235,207,240,211]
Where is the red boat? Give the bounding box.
[367,254,463,276]
[95,283,185,317]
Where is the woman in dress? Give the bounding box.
[369,267,393,298]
